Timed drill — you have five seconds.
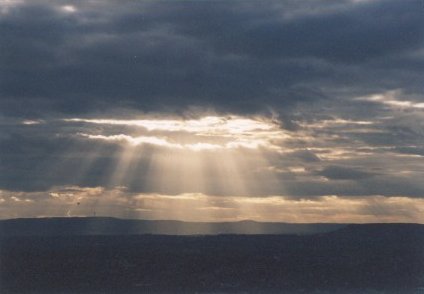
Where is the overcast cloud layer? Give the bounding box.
[0,0,423,222]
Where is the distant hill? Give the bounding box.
[0,217,347,236]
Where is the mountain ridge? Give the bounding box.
[0,216,351,236]
[1,216,423,237]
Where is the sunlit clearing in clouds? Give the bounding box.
[59,115,283,221]
[65,116,275,133]
[66,115,285,151]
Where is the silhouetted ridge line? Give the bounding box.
[0,217,347,236]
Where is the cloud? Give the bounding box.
[290,150,321,162]
[357,90,424,110]
[0,0,423,222]
[0,0,422,117]
[65,115,286,151]
[317,165,376,180]
[1,113,424,200]
[166,0,422,62]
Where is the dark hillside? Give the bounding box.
[1,221,423,293]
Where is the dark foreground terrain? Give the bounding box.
[1,221,423,293]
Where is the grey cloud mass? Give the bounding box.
[1,0,422,117]
[0,0,423,221]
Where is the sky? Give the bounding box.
[0,0,423,223]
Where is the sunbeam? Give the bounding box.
[55,114,286,220]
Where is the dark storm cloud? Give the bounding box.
[0,0,422,117]
[161,0,422,62]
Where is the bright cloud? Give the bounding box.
[66,115,287,151]
[357,90,424,110]
[0,0,23,14]
[65,116,277,134]
[60,5,76,13]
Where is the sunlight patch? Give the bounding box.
[65,116,275,133]
[66,115,286,151]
